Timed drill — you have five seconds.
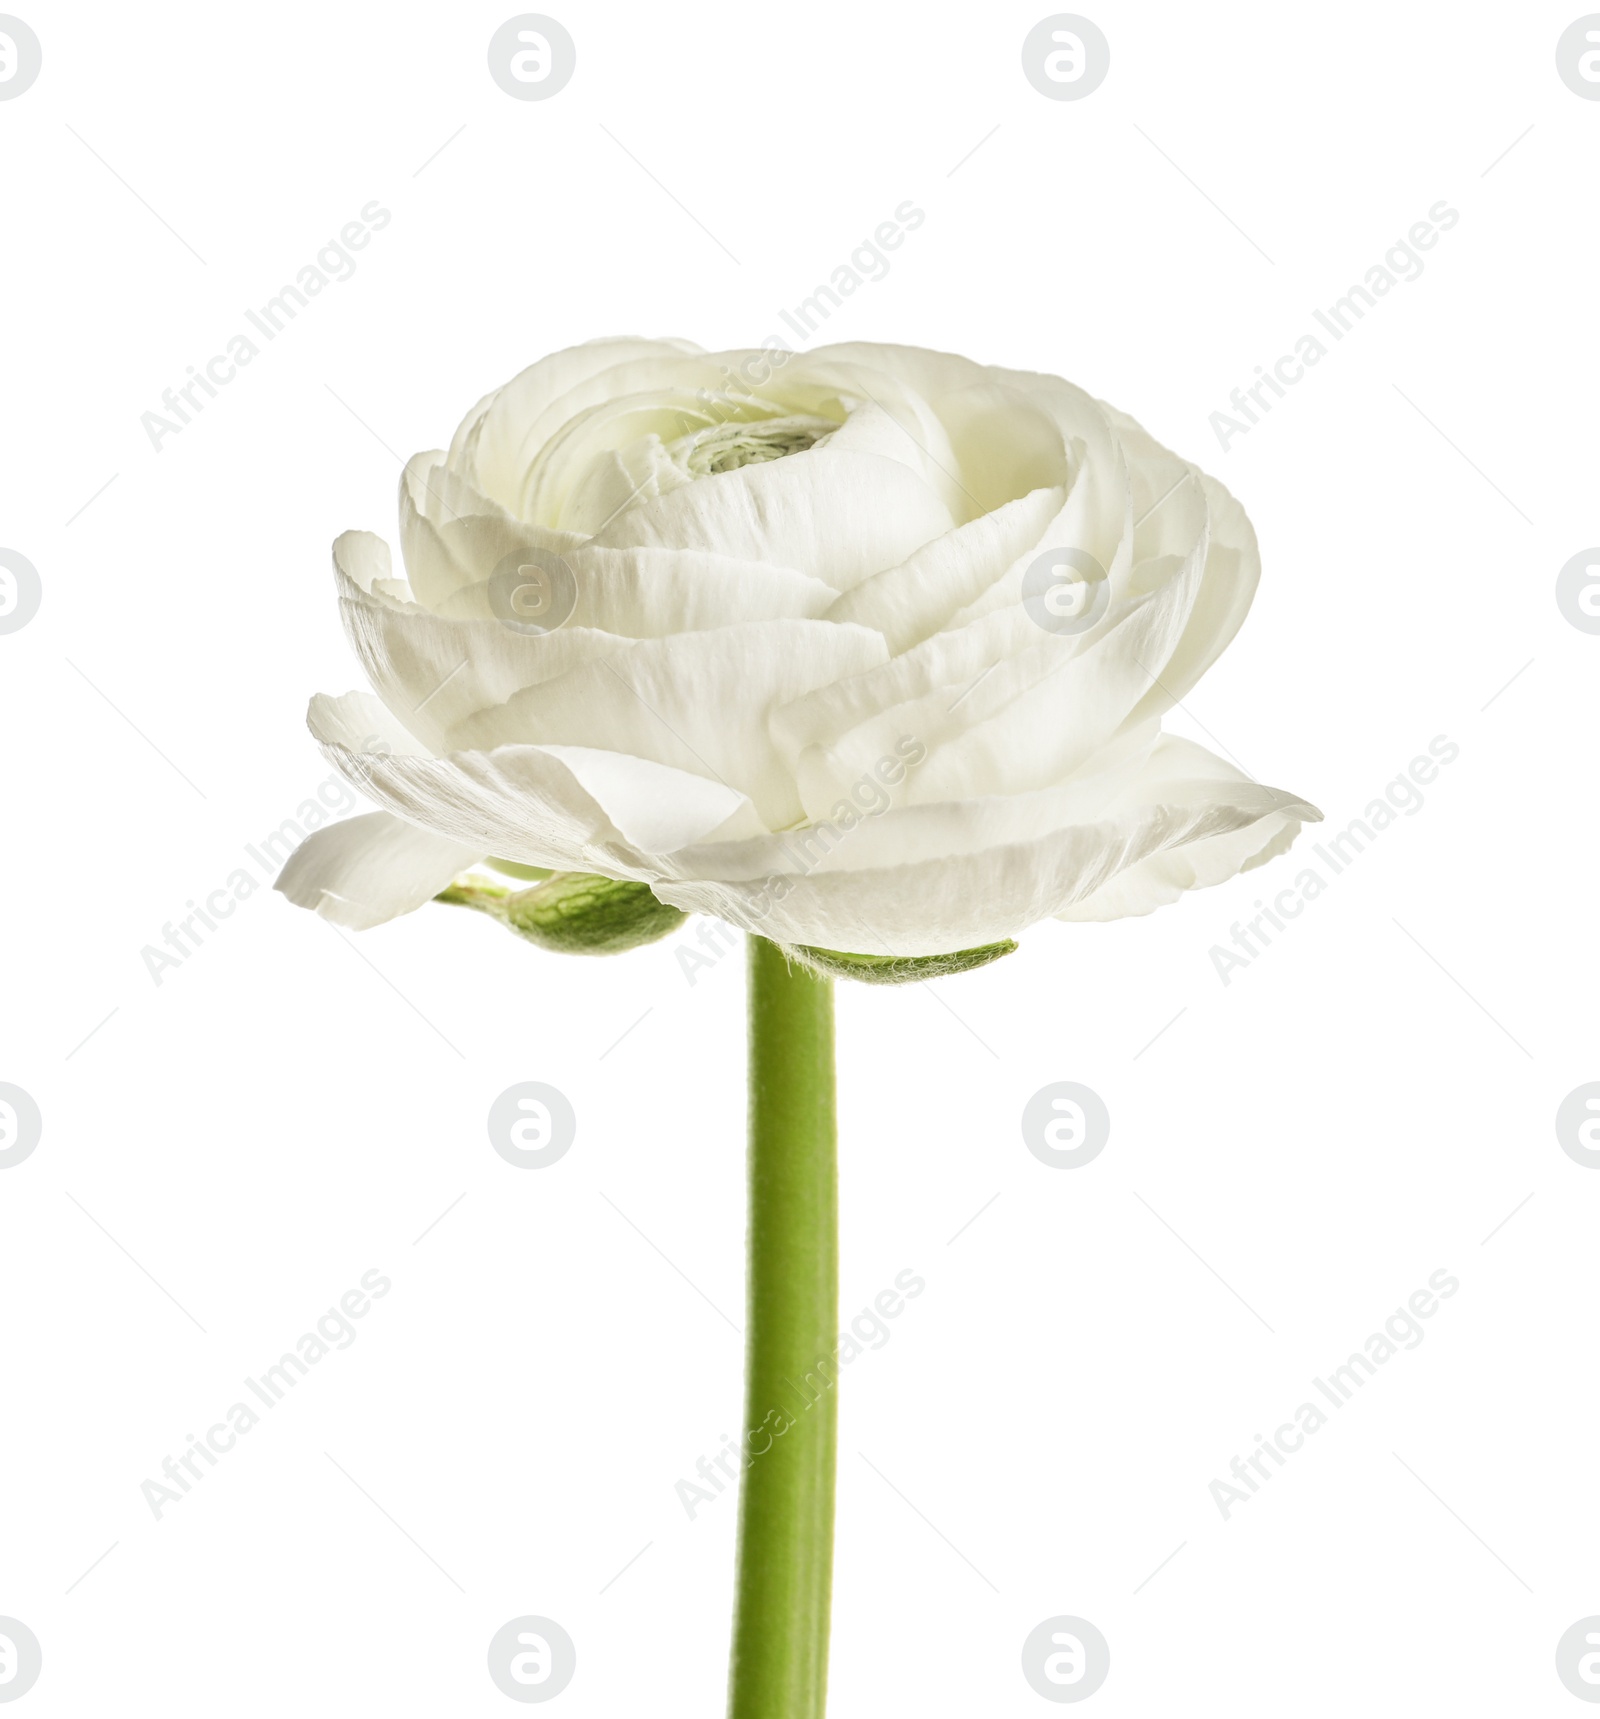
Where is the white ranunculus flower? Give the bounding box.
[276,337,1318,959]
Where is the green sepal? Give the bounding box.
[784,939,1018,985]
[435,872,684,955]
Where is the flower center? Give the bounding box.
[676,415,837,477]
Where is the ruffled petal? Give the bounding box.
[272,811,483,930]
[440,621,888,828]
[647,736,1320,956]
[397,453,580,613]
[335,532,840,753]
[824,484,1066,653]
[592,441,954,591]
[460,337,704,513]
[305,691,765,871]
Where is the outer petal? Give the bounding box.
[434,545,838,633]
[335,535,633,752]
[1118,469,1261,728]
[824,484,1067,653]
[647,736,1320,956]
[992,381,1260,727]
[397,453,580,612]
[440,621,889,828]
[334,533,838,753]
[1053,813,1300,922]
[459,337,704,513]
[273,811,483,930]
[306,691,766,873]
[791,341,992,412]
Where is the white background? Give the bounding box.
[3,2,1597,1712]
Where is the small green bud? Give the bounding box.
[785,940,1018,985]
[436,872,685,955]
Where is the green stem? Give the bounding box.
[729,937,838,1719]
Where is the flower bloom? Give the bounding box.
[278,338,1317,956]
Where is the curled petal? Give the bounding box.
[273,811,483,930]
[306,691,764,868]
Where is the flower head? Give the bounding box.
[277,338,1317,959]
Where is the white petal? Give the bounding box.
[649,736,1319,956]
[461,337,704,513]
[273,811,482,930]
[1054,811,1300,922]
[434,545,837,634]
[442,620,888,828]
[990,385,1259,726]
[306,688,432,756]
[768,393,966,521]
[1120,470,1261,728]
[397,453,580,612]
[593,443,953,591]
[330,529,409,605]
[900,531,1214,803]
[775,593,1205,817]
[770,430,1229,814]
[508,351,782,515]
[824,484,1066,653]
[524,383,815,530]
[936,382,1133,634]
[922,380,1071,515]
[796,340,992,403]
[336,552,633,752]
[336,539,837,754]
[305,692,764,870]
[538,745,764,850]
